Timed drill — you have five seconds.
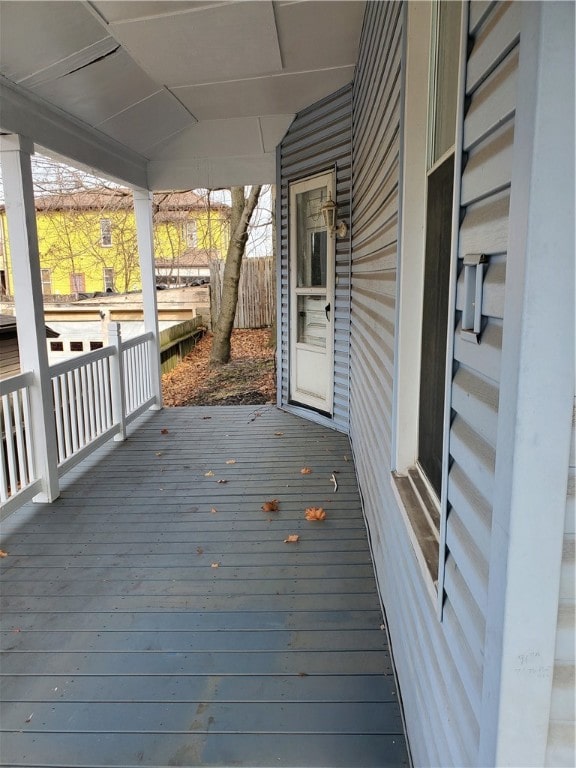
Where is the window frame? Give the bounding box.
[392,0,468,615]
[70,272,85,294]
[100,218,112,247]
[103,266,114,292]
[40,268,52,296]
[184,220,198,248]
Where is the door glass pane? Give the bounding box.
[297,295,326,348]
[295,186,327,287]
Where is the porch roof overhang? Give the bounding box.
[0,1,365,189]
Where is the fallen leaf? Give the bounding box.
[300,467,312,475]
[330,473,338,492]
[344,455,349,462]
[274,432,284,436]
[211,562,220,568]
[284,534,300,543]
[155,452,163,457]
[204,470,214,477]
[305,507,326,521]
[261,499,280,512]
[210,507,218,514]
[217,479,228,484]
[161,428,169,434]
[12,627,21,633]
[202,416,212,420]
[225,459,236,465]
[25,713,33,723]
[197,547,204,555]
[298,672,308,677]
[0,550,7,558]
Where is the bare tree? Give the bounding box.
[210,185,262,365]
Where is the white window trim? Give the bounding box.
[100,218,112,248]
[392,0,469,618]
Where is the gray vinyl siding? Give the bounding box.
[546,398,576,766]
[349,2,520,765]
[278,84,353,432]
[0,337,20,379]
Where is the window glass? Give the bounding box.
[295,187,327,288]
[100,219,112,247]
[430,1,462,166]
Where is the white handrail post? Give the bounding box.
[133,189,162,410]
[108,323,126,441]
[0,134,59,503]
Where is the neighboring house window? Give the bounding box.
[70,341,83,352]
[50,341,64,352]
[184,220,197,247]
[103,267,114,292]
[40,268,52,296]
[100,218,112,247]
[90,341,104,351]
[70,273,85,294]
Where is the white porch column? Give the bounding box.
[133,189,162,409]
[0,134,59,502]
[479,3,575,766]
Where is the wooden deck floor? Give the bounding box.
[0,405,409,767]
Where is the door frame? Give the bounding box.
[288,170,336,415]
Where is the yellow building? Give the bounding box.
[0,188,229,296]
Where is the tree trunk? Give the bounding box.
[210,185,261,365]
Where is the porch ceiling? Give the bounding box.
[0,1,364,188]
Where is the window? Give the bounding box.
[100,219,112,247]
[103,267,114,292]
[184,220,197,248]
[90,341,104,351]
[70,273,85,294]
[393,1,463,589]
[50,341,64,352]
[40,268,52,296]
[70,341,84,352]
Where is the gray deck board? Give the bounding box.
[0,406,408,767]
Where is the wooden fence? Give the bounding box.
[209,257,274,329]
[159,317,205,373]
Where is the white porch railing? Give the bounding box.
[1,325,158,516]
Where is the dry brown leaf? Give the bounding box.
[344,455,350,462]
[305,507,326,521]
[226,459,236,465]
[300,467,312,475]
[217,479,228,484]
[161,428,169,434]
[155,451,163,457]
[211,562,220,568]
[274,432,284,436]
[0,550,7,558]
[210,507,218,514]
[197,547,204,555]
[284,534,300,544]
[261,499,280,512]
[204,470,214,477]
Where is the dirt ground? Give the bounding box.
[162,329,276,407]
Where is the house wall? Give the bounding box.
[546,398,576,766]
[278,83,353,432]
[0,336,20,379]
[0,208,228,296]
[348,2,522,765]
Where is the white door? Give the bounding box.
[289,172,335,414]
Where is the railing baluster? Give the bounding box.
[61,374,72,460]
[22,385,35,481]
[52,377,65,464]
[87,362,96,440]
[103,359,112,429]
[2,394,18,496]
[0,440,8,502]
[73,368,84,449]
[80,365,90,443]
[12,390,28,488]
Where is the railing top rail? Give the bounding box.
[49,345,115,379]
[0,370,34,397]
[121,332,153,352]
